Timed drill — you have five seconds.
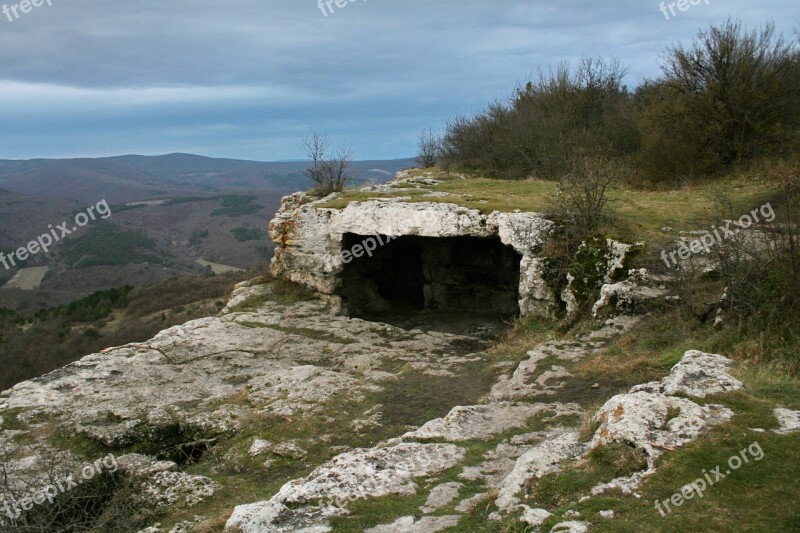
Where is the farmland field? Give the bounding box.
[3,266,49,290]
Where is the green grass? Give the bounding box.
[536,409,800,532]
[525,444,648,511]
[319,169,780,244]
[511,301,800,532]
[228,276,316,312]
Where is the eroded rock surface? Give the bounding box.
[225,443,466,532]
[495,431,585,511]
[0,282,491,528]
[589,391,733,460]
[403,402,581,442]
[365,515,462,533]
[773,408,800,434]
[0,273,749,531]
[632,349,744,398]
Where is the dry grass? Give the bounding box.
[320,167,780,244]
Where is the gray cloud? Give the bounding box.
[0,0,796,159]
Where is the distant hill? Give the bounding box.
[0,153,416,204]
[0,153,416,310]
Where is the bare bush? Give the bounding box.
[671,166,800,370]
[302,132,353,195]
[549,156,616,236]
[416,128,442,168]
[543,157,619,320]
[0,446,140,531]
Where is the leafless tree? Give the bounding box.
[302,133,352,195]
[416,128,442,168]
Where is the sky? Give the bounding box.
[0,0,797,161]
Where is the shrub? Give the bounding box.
[638,20,800,181]
[440,57,639,179]
[710,170,800,371]
[543,157,619,319]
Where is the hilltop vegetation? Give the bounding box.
[433,20,800,185]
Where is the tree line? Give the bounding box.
[423,20,800,184]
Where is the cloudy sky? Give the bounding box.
[0,0,796,161]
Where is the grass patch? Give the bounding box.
[229,276,316,312]
[525,444,648,510]
[374,360,498,428]
[559,419,800,532]
[319,169,778,244]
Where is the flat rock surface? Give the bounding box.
[403,402,581,442]
[773,407,800,434]
[0,280,750,532]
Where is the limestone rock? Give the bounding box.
[364,515,462,533]
[454,492,488,513]
[592,269,670,317]
[495,431,585,511]
[773,408,800,434]
[117,454,218,510]
[224,500,342,533]
[632,350,743,399]
[551,521,591,532]
[419,481,463,513]
[273,442,465,504]
[604,239,642,283]
[139,469,218,509]
[226,443,465,532]
[589,391,733,460]
[269,191,558,318]
[403,402,580,442]
[249,439,272,458]
[520,506,552,527]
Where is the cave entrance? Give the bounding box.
[337,234,522,327]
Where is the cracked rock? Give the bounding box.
[589,391,733,461]
[773,408,800,434]
[419,481,463,513]
[633,350,743,399]
[365,515,462,532]
[225,443,465,532]
[403,402,580,442]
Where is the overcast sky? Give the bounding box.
[0,0,796,161]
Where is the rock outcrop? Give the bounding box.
[269,183,558,317]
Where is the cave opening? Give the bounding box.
[337,234,522,326]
